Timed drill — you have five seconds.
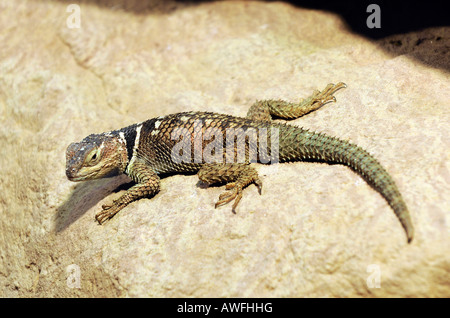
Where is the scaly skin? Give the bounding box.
[66,82,413,243]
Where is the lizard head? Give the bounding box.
[66,133,128,181]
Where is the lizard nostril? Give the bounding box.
[66,168,76,179]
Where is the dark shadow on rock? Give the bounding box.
[54,171,201,232]
[287,0,447,39]
[287,0,449,71]
[54,174,132,233]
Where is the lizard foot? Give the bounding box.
[309,82,347,106]
[96,201,123,224]
[215,178,262,213]
[215,182,243,213]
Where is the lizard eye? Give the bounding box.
[86,147,101,165]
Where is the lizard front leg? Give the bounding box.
[198,163,262,213]
[96,161,160,224]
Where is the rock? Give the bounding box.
[0,0,448,297]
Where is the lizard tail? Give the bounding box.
[277,125,414,243]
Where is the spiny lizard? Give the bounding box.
[65,83,414,243]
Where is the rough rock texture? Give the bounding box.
[0,0,449,297]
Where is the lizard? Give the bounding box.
[65,82,414,243]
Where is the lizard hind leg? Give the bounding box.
[198,163,262,213]
[247,82,347,120]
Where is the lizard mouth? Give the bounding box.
[67,175,82,181]
[66,170,82,181]
[66,167,95,181]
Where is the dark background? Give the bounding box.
[288,0,448,39]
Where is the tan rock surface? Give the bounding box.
[0,0,448,297]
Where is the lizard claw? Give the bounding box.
[215,183,243,213]
[95,209,110,224]
[215,177,263,212]
[255,179,262,195]
[312,82,346,106]
[96,201,121,224]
